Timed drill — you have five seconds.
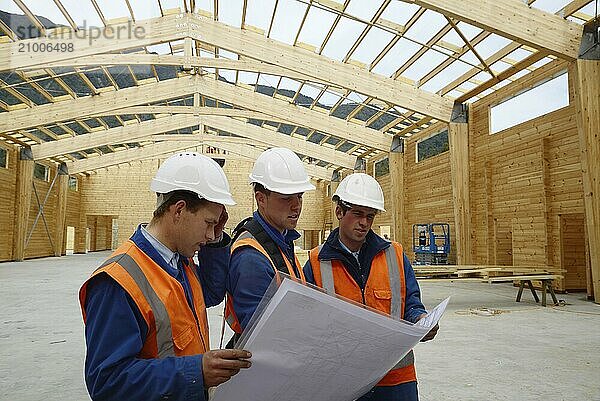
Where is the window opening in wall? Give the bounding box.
[374,157,389,178]
[490,72,569,134]
[68,176,78,191]
[416,129,449,162]
[0,147,7,168]
[33,163,49,181]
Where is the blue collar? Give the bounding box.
[253,211,300,252]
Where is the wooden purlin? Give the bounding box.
[411,0,582,60]
[0,15,184,71]
[199,115,357,169]
[31,114,201,160]
[0,75,197,132]
[194,75,392,151]
[185,14,454,122]
[66,141,202,174]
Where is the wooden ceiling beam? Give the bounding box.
[0,15,184,71]
[198,115,356,169]
[31,114,200,160]
[0,75,197,132]
[66,141,201,174]
[410,0,582,59]
[194,75,392,151]
[184,14,454,122]
[202,140,333,181]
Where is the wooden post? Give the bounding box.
[13,148,34,261]
[330,180,339,230]
[53,164,69,257]
[449,120,472,265]
[389,141,405,244]
[574,58,600,303]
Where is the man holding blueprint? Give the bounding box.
[304,173,439,401]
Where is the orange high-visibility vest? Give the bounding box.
[79,240,210,358]
[308,241,417,386]
[224,231,306,334]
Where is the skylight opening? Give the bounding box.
[321,17,365,61]
[345,0,386,21]
[270,0,307,44]
[379,1,420,26]
[129,0,162,21]
[490,72,569,134]
[245,0,276,33]
[22,0,71,27]
[419,59,472,94]
[371,38,420,77]
[401,49,447,82]
[218,0,243,27]
[351,27,395,65]
[295,6,337,48]
[404,9,447,43]
[473,34,513,60]
[94,0,130,21]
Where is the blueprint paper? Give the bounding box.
[211,278,448,401]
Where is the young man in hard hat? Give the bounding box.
[303,173,438,401]
[79,152,252,401]
[224,147,315,345]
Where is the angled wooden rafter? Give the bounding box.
[30,114,200,160]
[199,115,357,169]
[0,75,197,132]
[194,75,392,151]
[25,54,318,84]
[409,0,582,60]
[65,141,201,174]
[0,15,184,71]
[183,14,454,122]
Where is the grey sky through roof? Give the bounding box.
[0,0,595,171]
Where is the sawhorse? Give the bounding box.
[516,279,558,307]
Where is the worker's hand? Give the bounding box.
[417,313,439,342]
[202,349,252,388]
[213,208,229,241]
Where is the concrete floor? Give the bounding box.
[1,251,599,401]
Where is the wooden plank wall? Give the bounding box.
[0,145,17,261]
[470,61,583,290]
[370,61,584,281]
[80,157,327,247]
[0,145,84,260]
[24,165,58,259]
[404,127,456,263]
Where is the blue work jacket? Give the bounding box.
[82,224,230,401]
[226,211,301,330]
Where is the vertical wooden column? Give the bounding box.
[574,58,600,303]
[389,144,405,244]
[330,179,339,230]
[13,148,34,261]
[449,121,472,265]
[53,164,69,257]
[484,161,494,264]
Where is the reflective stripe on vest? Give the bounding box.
[81,241,209,359]
[317,244,414,373]
[98,253,175,358]
[225,231,306,334]
[320,245,403,319]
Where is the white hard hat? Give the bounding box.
[333,173,385,211]
[150,152,236,206]
[249,147,316,194]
